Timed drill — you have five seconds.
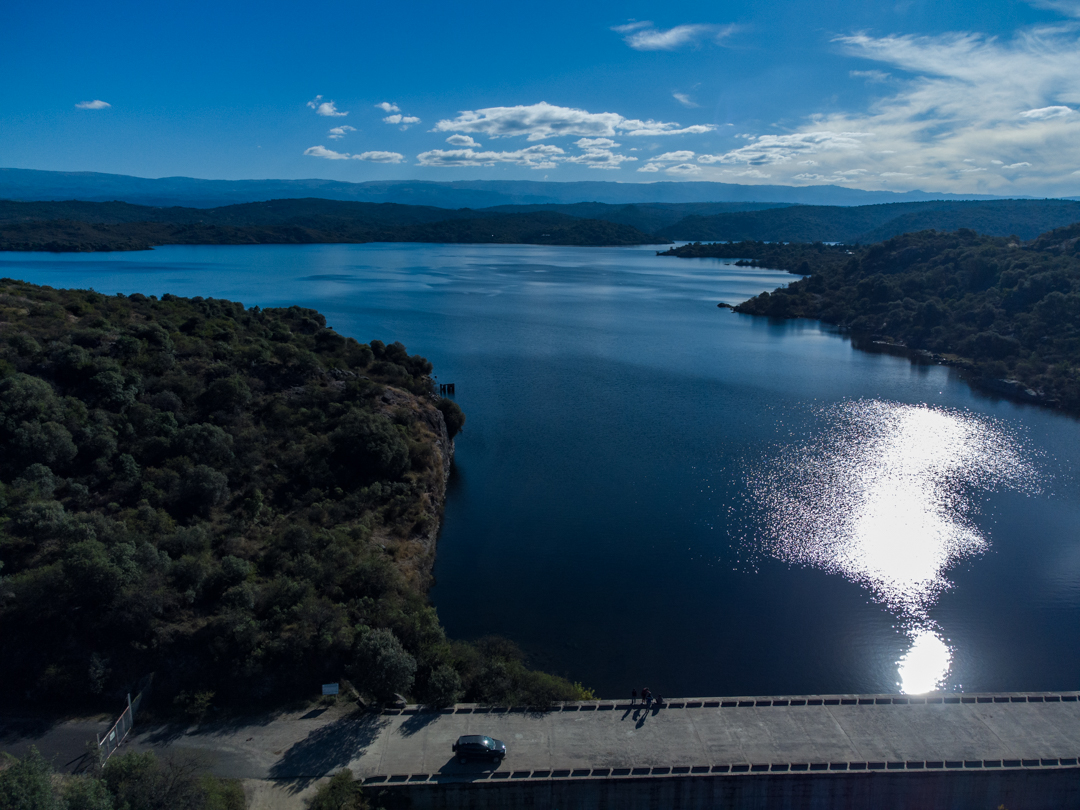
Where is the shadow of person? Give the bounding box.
[621,707,633,721]
[269,711,388,791]
[635,712,647,729]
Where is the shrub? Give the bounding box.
[350,628,416,702]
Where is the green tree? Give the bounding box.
[350,628,416,701]
[0,747,57,810]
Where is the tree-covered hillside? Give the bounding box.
[0,280,587,712]
[665,225,1080,411]
[654,199,1080,243]
[0,200,660,251]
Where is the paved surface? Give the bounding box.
[107,692,1080,786]
[0,714,112,773]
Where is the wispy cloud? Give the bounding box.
[850,70,891,83]
[434,101,714,141]
[1024,0,1080,17]
[673,92,699,108]
[356,151,404,163]
[304,145,351,160]
[417,137,636,170]
[417,145,565,169]
[697,132,870,165]
[652,150,696,162]
[615,22,737,51]
[307,95,347,117]
[611,20,652,33]
[304,145,403,163]
[327,125,356,140]
[75,100,110,109]
[665,163,702,175]
[1019,105,1074,119]
[564,143,637,170]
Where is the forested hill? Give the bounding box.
[0,198,660,251]
[0,281,589,713]
[653,199,1080,243]
[666,225,1080,411]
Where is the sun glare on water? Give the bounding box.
[747,400,1040,693]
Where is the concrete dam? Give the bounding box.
[344,691,1080,808]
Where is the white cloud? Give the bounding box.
[1019,105,1074,119]
[445,134,481,147]
[416,138,636,171]
[376,102,400,113]
[850,70,891,83]
[787,27,1080,192]
[733,169,772,178]
[417,144,565,169]
[618,22,737,51]
[383,114,421,126]
[307,95,347,117]
[612,20,652,33]
[637,163,661,172]
[1024,0,1080,17]
[666,163,702,175]
[565,144,637,170]
[327,125,356,140]
[697,131,871,166]
[677,21,1080,190]
[304,145,351,160]
[356,151,404,163]
[652,150,696,162]
[673,92,699,108]
[75,99,110,109]
[434,101,714,141]
[305,146,404,163]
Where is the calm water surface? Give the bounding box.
[4,243,1079,698]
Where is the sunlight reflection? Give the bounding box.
[748,400,1040,693]
[898,628,953,695]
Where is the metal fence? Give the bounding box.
[97,675,152,762]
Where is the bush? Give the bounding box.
[309,770,368,810]
[350,628,416,702]
[0,747,55,810]
[423,664,464,708]
[436,399,465,440]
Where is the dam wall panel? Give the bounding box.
[370,769,1080,810]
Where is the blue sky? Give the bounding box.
[3,0,1080,195]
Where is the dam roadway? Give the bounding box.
[116,691,1080,807]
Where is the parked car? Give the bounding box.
[452,735,507,763]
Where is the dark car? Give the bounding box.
[452,734,507,763]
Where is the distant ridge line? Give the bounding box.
[0,167,1058,210]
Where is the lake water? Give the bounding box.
[4,243,1079,699]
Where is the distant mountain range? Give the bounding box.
[0,167,1057,210]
